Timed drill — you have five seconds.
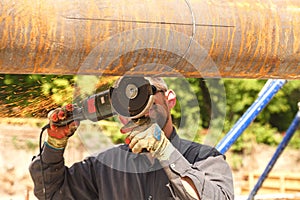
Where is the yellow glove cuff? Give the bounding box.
[47,135,69,149]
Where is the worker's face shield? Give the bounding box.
[72,25,226,173]
[110,76,169,134]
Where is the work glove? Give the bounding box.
[122,121,175,161]
[47,104,80,149]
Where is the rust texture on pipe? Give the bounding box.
[0,0,300,78]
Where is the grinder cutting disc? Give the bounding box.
[109,77,154,119]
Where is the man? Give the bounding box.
[29,77,234,199]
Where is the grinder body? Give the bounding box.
[53,77,155,126]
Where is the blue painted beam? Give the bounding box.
[216,79,287,154]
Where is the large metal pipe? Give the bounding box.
[1,0,300,78]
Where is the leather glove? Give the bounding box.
[123,121,175,161]
[47,104,80,149]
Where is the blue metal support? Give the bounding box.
[247,103,300,200]
[216,79,287,154]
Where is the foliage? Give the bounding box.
[289,130,300,149]
[222,79,300,151]
[164,77,202,140]
[229,122,282,153]
[223,79,300,132]
[0,74,75,117]
[1,74,300,150]
[165,77,227,144]
[0,74,118,118]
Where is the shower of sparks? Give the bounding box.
[0,75,72,118]
[0,74,118,118]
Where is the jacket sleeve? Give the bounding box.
[29,143,98,199]
[161,149,234,200]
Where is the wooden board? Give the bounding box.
[1,0,300,78]
[242,172,300,195]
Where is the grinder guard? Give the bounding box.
[51,77,156,127]
[109,77,155,119]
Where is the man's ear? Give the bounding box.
[165,89,176,109]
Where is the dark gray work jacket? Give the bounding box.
[29,129,234,200]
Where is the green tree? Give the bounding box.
[223,79,300,132]
[2,74,300,149]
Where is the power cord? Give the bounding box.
[39,124,50,200]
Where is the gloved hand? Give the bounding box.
[47,104,80,149]
[122,121,175,161]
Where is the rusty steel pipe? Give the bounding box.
[0,0,300,78]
